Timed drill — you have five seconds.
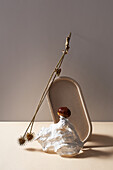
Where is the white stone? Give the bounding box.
[35,116,83,157]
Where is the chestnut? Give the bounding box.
[57,107,71,118]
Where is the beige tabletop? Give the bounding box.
[0,122,113,170]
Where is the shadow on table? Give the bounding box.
[84,134,113,148]
[76,148,113,158]
[25,148,44,153]
[75,134,113,159]
[25,134,113,158]
[25,148,56,154]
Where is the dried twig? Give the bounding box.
[18,33,71,145]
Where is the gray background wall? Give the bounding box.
[0,0,113,121]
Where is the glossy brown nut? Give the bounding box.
[57,107,71,118]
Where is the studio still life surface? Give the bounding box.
[18,33,92,157]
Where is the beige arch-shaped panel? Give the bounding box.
[47,76,92,143]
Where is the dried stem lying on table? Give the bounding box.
[18,32,72,145]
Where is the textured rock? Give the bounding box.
[35,116,83,157]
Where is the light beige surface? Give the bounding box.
[0,122,113,170]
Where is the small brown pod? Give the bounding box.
[26,133,34,141]
[57,107,71,118]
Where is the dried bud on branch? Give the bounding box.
[18,137,26,145]
[26,133,34,141]
[65,32,71,53]
[55,68,61,76]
